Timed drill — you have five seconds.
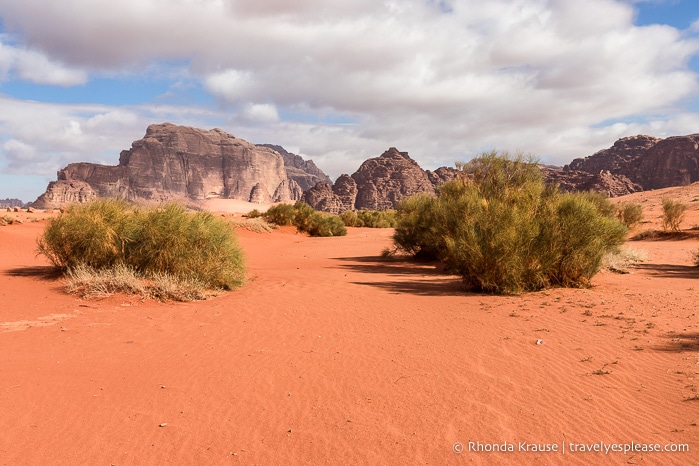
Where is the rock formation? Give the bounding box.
[0,198,26,209]
[304,147,443,213]
[540,167,642,198]
[566,134,699,190]
[33,123,303,209]
[351,148,436,211]
[303,175,358,215]
[257,144,332,191]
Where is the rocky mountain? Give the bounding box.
[256,144,332,191]
[540,167,642,198]
[33,123,304,209]
[566,134,699,190]
[304,147,443,213]
[0,198,26,208]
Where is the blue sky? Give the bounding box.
[2,0,699,201]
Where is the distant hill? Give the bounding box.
[566,134,699,190]
[0,198,26,208]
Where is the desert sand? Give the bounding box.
[1,188,698,465]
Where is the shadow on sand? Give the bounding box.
[4,266,62,280]
[651,332,699,353]
[333,256,472,297]
[633,263,699,279]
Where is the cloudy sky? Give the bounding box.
[1,0,699,201]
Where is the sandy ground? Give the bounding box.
[1,188,698,465]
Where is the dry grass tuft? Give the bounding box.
[602,247,649,273]
[65,263,217,302]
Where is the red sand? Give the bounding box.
[1,191,698,465]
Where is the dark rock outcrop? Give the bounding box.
[302,174,358,214]
[34,123,303,209]
[541,167,642,198]
[257,144,332,191]
[566,134,699,191]
[425,167,461,187]
[351,148,436,211]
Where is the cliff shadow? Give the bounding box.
[333,256,473,297]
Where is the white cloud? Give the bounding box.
[0,40,87,85]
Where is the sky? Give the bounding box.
[1,0,699,201]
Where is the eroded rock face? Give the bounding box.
[34,123,303,209]
[303,148,464,213]
[566,134,699,190]
[302,174,358,215]
[351,148,436,211]
[257,144,332,191]
[541,167,642,197]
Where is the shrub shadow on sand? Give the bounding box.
[651,332,699,353]
[632,263,699,279]
[334,256,472,296]
[4,266,62,280]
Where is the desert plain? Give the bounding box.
[1,186,699,465]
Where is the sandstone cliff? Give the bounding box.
[34,123,303,209]
[257,144,332,191]
[566,134,699,190]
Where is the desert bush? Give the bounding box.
[580,190,617,218]
[340,209,397,228]
[128,204,245,289]
[616,202,644,228]
[245,209,263,218]
[263,203,296,226]
[37,198,138,270]
[662,198,686,232]
[290,201,317,232]
[302,212,347,237]
[692,249,699,267]
[393,193,442,260]
[340,210,361,227]
[263,201,347,237]
[37,199,245,294]
[392,152,628,294]
[357,210,397,228]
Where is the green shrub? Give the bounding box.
[393,193,442,260]
[616,202,644,228]
[661,198,686,232]
[580,190,617,218]
[302,212,347,237]
[263,201,347,237]
[245,209,263,218]
[291,201,318,232]
[392,152,628,294]
[37,198,138,270]
[340,209,397,228]
[340,210,362,227]
[37,199,245,294]
[263,203,296,226]
[357,210,397,228]
[128,204,245,289]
